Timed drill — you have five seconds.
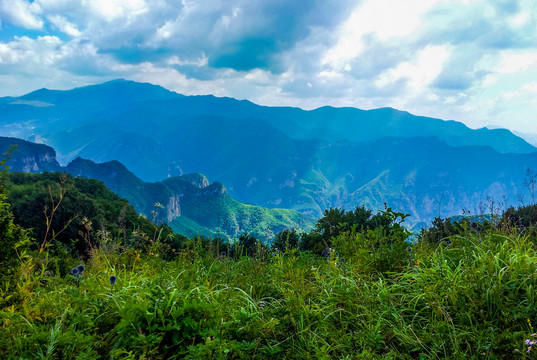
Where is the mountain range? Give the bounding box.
[0,136,314,238]
[1,79,536,226]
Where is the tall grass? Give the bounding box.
[1,231,537,359]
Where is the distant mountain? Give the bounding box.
[0,137,314,238]
[0,80,536,226]
[513,131,537,148]
[0,136,61,172]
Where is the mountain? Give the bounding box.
[0,137,314,238]
[513,131,537,148]
[0,136,61,173]
[0,80,536,226]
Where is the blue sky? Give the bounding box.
[1,0,537,136]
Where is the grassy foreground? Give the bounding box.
[2,228,537,359]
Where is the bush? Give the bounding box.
[0,193,30,284]
[301,205,408,256]
[272,229,300,252]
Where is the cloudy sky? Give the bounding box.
[1,0,537,135]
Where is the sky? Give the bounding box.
[0,0,537,135]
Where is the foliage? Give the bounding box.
[503,204,537,229]
[4,172,179,260]
[4,166,537,358]
[0,194,31,287]
[271,229,300,252]
[230,233,268,258]
[0,149,31,290]
[300,205,402,254]
[420,216,466,243]
[502,204,537,240]
[2,217,537,359]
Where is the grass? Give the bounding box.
[1,229,537,359]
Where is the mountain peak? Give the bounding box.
[179,173,210,189]
[206,182,228,197]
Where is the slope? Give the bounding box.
[0,137,315,238]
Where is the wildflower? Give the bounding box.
[221,251,226,257]
[71,268,79,276]
[526,339,532,346]
[109,275,117,286]
[470,222,478,229]
[258,301,266,309]
[532,334,537,338]
[406,246,412,252]
[77,264,85,274]
[476,226,482,233]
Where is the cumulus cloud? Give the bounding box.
[47,15,81,36]
[0,0,43,29]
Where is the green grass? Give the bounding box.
[2,228,537,359]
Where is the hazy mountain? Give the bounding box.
[1,80,536,226]
[513,131,537,148]
[0,137,314,238]
[0,136,61,173]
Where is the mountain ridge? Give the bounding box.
[0,80,536,226]
[2,79,534,154]
[0,137,314,238]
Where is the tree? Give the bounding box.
[0,148,30,283]
[231,233,267,257]
[0,194,30,282]
[301,205,392,253]
[271,229,299,252]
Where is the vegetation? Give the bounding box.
[3,167,537,358]
[0,148,31,286]
[4,172,182,261]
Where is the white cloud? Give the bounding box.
[166,54,208,67]
[321,0,448,70]
[375,45,451,90]
[82,0,148,22]
[47,15,81,36]
[0,0,43,29]
[1,0,537,135]
[496,50,537,74]
[509,10,531,27]
[0,36,62,66]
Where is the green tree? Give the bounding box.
[5,172,173,258]
[231,233,267,257]
[271,228,299,252]
[0,194,30,282]
[0,148,30,284]
[301,205,392,253]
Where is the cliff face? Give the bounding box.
[167,194,182,222]
[203,183,228,197]
[181,173,210,189]
[0,137,61,172]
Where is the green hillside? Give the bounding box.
[66,157,315,239]
[4,171,177,257]
[1,138,315,239]
[1,80,536,228]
